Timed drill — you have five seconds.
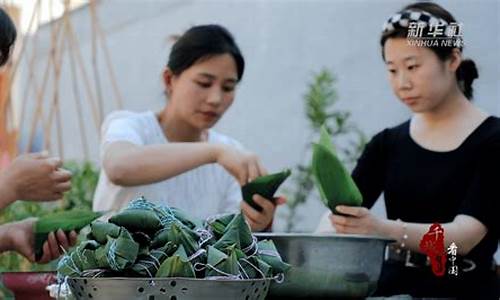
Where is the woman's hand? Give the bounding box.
[242,195,286,231]
[214,145,267,185]
[5,218,78,263]
[0,152,72,208]
[329,205,386,236]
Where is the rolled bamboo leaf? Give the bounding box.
[132,242,177,277]
[205,245,228,277]
[255,257,273,277]
[319,125,336,153]
[151,227,170,249]
[242,169,291,211]
[206,213,236,239]
[57,240,101,276]
[131,231,152,247]
[312,143,363,213]
[257,240,290,274]
[171,207,204,229]
[90,221,121,244]
[104,229,140,271]
[57,252,82,277]
[95,245,110,269]
[212,214,253,253]
[34,210,103,260]
[240,256,272,279]
[206,245,239,277]
[156,245,195,278]
[109,209,162,232]
[165,223,200,257]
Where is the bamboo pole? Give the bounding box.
[89,0,104,125]
[65,1,90,160]
[18,1,42,149]
[90,0,123,110]
[26,1,65,153]
[65,18,101,133]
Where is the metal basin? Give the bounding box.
[67,277,271,300]
[255,233,393,298]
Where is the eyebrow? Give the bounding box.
[386,56,418,65]
[197,72,237,83]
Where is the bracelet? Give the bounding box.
[396,218,408,250]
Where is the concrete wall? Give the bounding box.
[15,0,500,237]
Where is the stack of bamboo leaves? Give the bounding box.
[57,197,289,280]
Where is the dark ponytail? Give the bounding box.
[0,8,17,67]
[456,59,478,100]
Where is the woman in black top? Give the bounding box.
[328,2,499,298]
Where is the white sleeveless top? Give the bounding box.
[92,110,243,220]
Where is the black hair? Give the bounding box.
[167,24,244,81]
[0,8,16,67]
[380,2,478,100]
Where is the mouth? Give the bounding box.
[402,96,420,105]
[198,111,219,120]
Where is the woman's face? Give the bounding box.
[165,53,238,130]
[383,37,459,113]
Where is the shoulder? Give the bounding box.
[476,116,500,156]
[101,110,160,145]
[479,116,500,141]
[104,110,156,127]
[368,119,410,148]
[102,110,157,133]
[208,130,245,150]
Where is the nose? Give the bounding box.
[396,70,412,90]
[206,87,224,105]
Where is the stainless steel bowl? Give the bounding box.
[67,277,271,300]
[255,233,394,298]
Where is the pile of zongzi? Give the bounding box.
[57,197,289,280]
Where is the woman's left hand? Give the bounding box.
[241,195,286,231]
[329,205,386,236]
[8,218,78,263]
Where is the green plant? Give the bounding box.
[283,69,366,232]
[0,160,99,298]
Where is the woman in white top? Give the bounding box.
[93,24,284,231]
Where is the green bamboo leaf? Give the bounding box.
[242,169,291,211]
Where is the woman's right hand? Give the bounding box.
[213,145,267,185]
[0,152,72,205]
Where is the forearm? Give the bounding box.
[104,142,221,186]
[0,223,14,253]
[380,216,486,256]
[0,172,17,210]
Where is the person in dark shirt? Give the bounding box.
[327,2,499,298]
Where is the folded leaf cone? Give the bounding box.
[156,245,195,278]
[257,240,290,274]
[312,125,362,213]
[212,214,253,253]
[242,169,291,211]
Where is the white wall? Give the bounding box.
[15,0,500,238]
